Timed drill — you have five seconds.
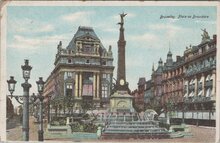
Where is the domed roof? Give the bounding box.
[167,49,172,57]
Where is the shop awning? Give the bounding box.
[206,88,211,97]
[198,90,203,96]
[188,92,194,97]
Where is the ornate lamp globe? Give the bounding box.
[7,76,17,96]
[21,59,32,81]
[36,77,45,94]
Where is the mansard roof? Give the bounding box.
[66,26,104,50]
[74,26,100,40]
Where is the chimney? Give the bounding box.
[176,56,181,62]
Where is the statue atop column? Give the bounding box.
[118,12,127,27]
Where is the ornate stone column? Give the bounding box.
[186,79,189,96]
[195,76,198,96]
[79,72,82,98]
[96,73,100,99]
[93,73,97,98]
[75,72,78,97]
[202,74,205,96]
[211,70,216,99]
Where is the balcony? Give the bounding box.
[184,96,211,103]
[185,66,215,77]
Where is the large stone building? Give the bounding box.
[43,26,114,116]
[161,52,185,110]
[182,31,216,126]
[132,29,216,126]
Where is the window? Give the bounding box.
[103,74,107,79]
[82,45,93,54]
[82,84,93,96]
[67,72,72,78]
[102,61,106,65]
[66,83,73,96]
[86,59,90,64]
[82,72,93,96]
[68,59,72,63]
[66,84,72,89]
[102,73,110,81]
[102,83,108,98]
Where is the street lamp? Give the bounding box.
[7,59,32,141]
[7,59,48,141]
[7,76,17,97]
[22,59,32,81]
[36,77,45,141]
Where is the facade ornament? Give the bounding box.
[57,41,62,53]
[108,45,113,57]
[201,28,210,42]
[152,63,155,72]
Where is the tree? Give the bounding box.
[7,97,14,119]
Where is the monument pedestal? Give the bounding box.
[101,13,170,139]
[110,90,135,113]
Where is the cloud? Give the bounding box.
[61,11,95,26]
[101,38,117,47]
[37,24,54,33]
[148,23,182,39]
[194,20,216,25]
[128,33,158,43]
[8,33,71,49]
[8,18,55,34]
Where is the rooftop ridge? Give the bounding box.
[78,26,94,31]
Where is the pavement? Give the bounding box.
[7,116,46,141]
[7,117,216,142]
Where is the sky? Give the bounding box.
[6,5,217,107]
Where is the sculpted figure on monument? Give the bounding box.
[201,28,210,41]
[118,12,127,26]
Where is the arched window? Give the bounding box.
[206,75,211,81]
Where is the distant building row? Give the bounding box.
[132,29,216,126]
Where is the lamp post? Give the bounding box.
[7,60,48,141]
[47,98,51,124]
[36,77,45,141]
[7,59,32,141]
